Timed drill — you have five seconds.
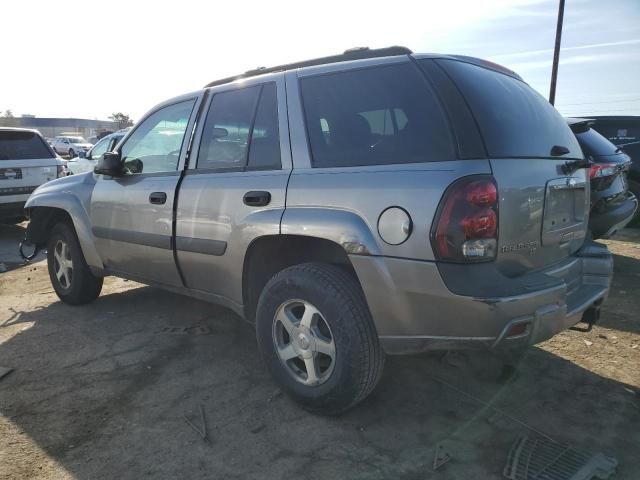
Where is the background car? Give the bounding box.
[0,127,67,223]
[52,135,93,158]
[589,115,640,145]
[619,140,640,224]
[67,130,127,174]
[568,118,637,238]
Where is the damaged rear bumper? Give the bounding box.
[350,242,613,355]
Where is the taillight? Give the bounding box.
[589,163,617,179]
[431,176,498,262]
[57,165,65,178]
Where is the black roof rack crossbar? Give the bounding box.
[205,46,412,88]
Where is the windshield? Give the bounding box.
[68,137,88,144]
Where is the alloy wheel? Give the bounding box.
[272,299,336,386]
[53,239,73,289]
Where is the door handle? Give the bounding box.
[149,192,167,205]
[243,191,271,207]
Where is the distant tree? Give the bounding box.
[109,112,134,129]
[0,109,18,127]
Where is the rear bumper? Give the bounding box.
[350,242,613,355]
[0,201,27,219]
[590,192,638,238]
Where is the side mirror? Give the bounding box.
[212,127,228,139]
[94,151,123,176]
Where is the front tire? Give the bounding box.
[256,263,384,415]
[47,222,103,305]
[68,149,75,158]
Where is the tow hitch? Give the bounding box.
[18,223,41,261]
[570,304,601,333]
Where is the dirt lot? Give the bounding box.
[0,222,639,479]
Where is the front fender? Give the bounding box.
[280,207,381,256]
[26,190,104,273]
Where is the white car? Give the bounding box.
[66,131,127,174]
[52,135,93,158]
[0,128,68,222]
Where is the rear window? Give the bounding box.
[435,59,582,159]
[576,128,620,158]
[300,63,456,168]
[0,131,54,160]
[591,122,640,145]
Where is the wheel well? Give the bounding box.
[28,207,74,247]
[242,235,360,322]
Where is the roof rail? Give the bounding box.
[204,46,412,88]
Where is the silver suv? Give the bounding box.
[24,47,613,414]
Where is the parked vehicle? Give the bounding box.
[619,140,640,224]
[67,131,127,174]
[0,128,67,222]
[52,135,93,158]
[589,116,640,145]
[567,118,637,238]
[24,47,613,414]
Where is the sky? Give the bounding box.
[1,0,638,122]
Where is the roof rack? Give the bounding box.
[204,46,412,88]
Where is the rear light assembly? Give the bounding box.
[56,165,65,178]
[589,163,617,179]
[431,176,498,262]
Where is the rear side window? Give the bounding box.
[300,63,456,168]
[436,60,582,159]
[197,86,260,170]
[576,128,619,158]
[197,83,281,171]
[248,83,281,170]
[0,131,54,160]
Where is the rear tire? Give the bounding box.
[256,263,384,415]
[68,149,75,159]
[47,222,103,305]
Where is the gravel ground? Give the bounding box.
[0,223,638,479]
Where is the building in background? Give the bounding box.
[15,115,117,140]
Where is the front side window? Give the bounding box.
[300,63,455,168]
[120,99,195,174]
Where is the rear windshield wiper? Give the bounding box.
[561,158,592,175]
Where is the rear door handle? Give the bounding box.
[149,192,167,205]
[243,191,271,207]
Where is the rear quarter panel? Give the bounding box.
[285,160,491,260]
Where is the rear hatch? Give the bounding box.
[0,130,60,197]
[434,59,589,277]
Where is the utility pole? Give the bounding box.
[549,0,565,105]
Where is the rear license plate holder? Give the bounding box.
[0,168,22,180]
[541,177,587,246]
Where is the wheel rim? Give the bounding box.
[53,239,73,289]
[272,299,336,386]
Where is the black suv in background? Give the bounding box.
[619,140,640,220]
[568,118,637,238]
